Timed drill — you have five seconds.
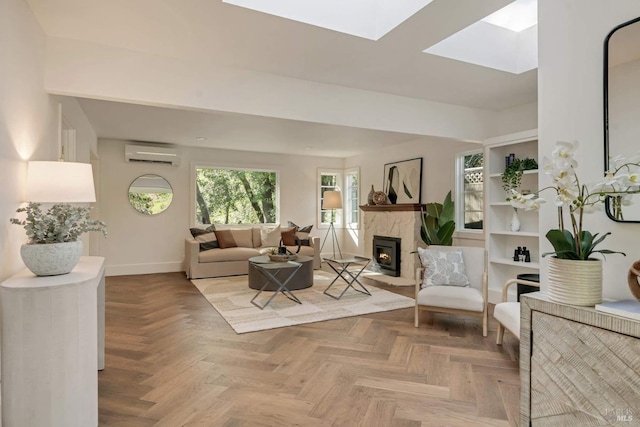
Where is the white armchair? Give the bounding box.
[494,278,540,344]
[414,246,488,337]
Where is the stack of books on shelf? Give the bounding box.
[595,299,640,321]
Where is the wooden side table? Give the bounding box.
[1,256,105,427]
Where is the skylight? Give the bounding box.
[423,0,538,74]
[482,0,537,32]
[222,0,434,41]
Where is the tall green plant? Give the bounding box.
[420,191,455,246]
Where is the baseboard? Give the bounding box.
[106,261,184,276]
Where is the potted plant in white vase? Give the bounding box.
[502,157,538,232]
[508,140,640,306]
[11,202,107,276]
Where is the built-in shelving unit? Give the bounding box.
[483,129,539,303]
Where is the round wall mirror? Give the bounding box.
[128,174,173,215]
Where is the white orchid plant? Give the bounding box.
[508,141,640,260]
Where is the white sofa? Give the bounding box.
[184,227,321,279]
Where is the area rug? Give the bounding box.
[192,270,414,334]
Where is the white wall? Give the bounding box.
[493,101,538,137]
[98,139,342,275]
[0,0,59,281]
[343,136,483,257]
[538,0,640,299]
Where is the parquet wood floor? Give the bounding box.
[99,272,521,426]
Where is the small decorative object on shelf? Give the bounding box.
[372,191,388,205]
[512,246,530,262]
[509,140,640,306]
[510,208,521,232]
[367,185,375,205]
[502,156,538,193]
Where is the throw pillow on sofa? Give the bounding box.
[281,227,298,246]
[260,224,281,247]
[287,221,313,245]
[190,225,219,251]
[214,230,238,249]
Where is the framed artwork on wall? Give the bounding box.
[383,157,423,204]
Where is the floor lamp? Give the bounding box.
[320,190,343,259]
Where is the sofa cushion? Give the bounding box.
[260,225,281,247]
[194,232,219,251]
[281,227,298,246]
[214,230,237,249]
[294,245,314,258]
[417,286,484,312]
[190,224,216,237]
[288,221,313,244]
[190,225,219,251]
[494,302,521,338]
[198,247,260,263]
[229,228,254,248]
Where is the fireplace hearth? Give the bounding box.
[372,235,401,277]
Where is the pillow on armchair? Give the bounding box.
[417,247,470,288]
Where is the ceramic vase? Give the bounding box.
[20,240,83,276]
[510,208,521,232]
[367,185,375,205]
[548,257,603,306]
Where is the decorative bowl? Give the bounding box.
[372,191,388,205]
[268,254,297,262]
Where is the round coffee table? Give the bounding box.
[248,255,314,291]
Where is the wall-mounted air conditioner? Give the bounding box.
[125,144,180,166]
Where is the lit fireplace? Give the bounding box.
[372,235,401,277]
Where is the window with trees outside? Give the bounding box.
[319,171,342,226]
[318,169,360,228]
[457,151,483,230]
[345,169,359,228]
[195,167,278,225]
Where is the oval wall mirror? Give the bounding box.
[604,16,640,222]
[128,174,173,215]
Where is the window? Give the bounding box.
[194,167,278,225]
[345,168,359,228]
[457,151,483,230]
[319,170,341,226]
[317,168,360,228]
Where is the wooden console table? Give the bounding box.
[1,256,105,427]
[520,292,640,425]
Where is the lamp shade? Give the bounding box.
[322,190,342,209]
[26,161,96,203]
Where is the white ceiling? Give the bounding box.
[27,0,537,156]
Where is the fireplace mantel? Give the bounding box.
[359,204,425,212]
